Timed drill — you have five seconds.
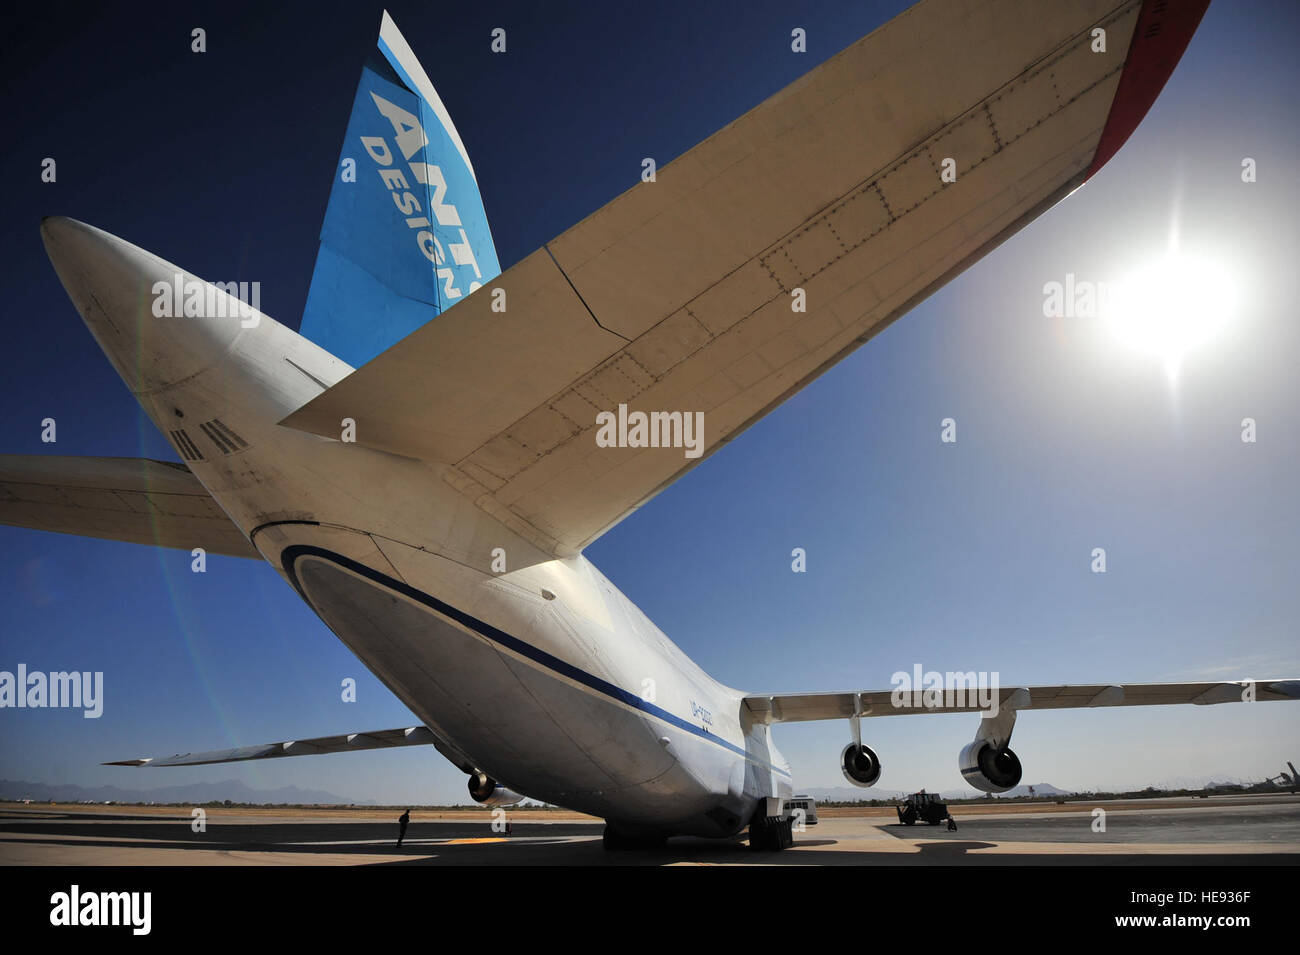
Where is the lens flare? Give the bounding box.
[1105,251,1237,371]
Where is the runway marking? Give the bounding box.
[280,836,586,847]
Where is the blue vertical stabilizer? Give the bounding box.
[299,11,501,368]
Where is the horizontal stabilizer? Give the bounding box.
[743,680,1300,724]
[105,725,438,767]
[282,0,1205,556]
[0,455,256,558]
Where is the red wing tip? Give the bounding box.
[1084,0,1211,180]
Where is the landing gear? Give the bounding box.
[601,823,668,851]
[748,814,795,851]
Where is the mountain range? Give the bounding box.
[0,777,362,805]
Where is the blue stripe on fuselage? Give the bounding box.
[282,544,790,779]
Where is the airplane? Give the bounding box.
[4,0,1297,852]
[1264,763,1299,794]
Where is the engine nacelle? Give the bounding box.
[840,742,883,788]
[958,740,1022,793]
[467,772,523,807]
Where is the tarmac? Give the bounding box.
[3,794,1297,865]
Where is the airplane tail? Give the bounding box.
[299,11,501,369]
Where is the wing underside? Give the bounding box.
[0,455,256,559]
[281,0,1208,556]
[105,726,439,767]
[743,680,1300,724]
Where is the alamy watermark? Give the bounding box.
[891,665,1001,716]
[0,665,103,718]
[595,403,705,459]
[49,885,150,935]
[151,272,261,328]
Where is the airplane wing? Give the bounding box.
[743,680,1300,724]
[0,455,257,559]
[281,0,1209,556]
[104,725,440,767]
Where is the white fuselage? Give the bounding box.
[59,222,791,838]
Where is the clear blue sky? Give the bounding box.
[1,0,1297,804]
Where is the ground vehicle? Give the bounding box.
[897,791,957,830]
[788,795,819,828]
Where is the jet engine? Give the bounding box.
[467,771,523,807]
[958,740,1022,793]
[840,742,883,787]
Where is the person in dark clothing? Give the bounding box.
[397,809,410,847]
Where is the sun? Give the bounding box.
[1104,250,1237,373]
